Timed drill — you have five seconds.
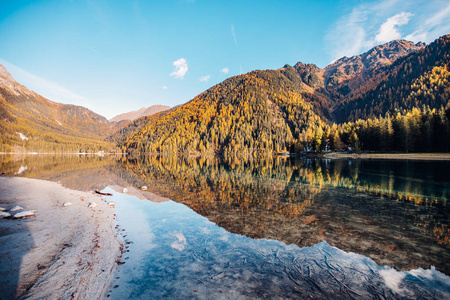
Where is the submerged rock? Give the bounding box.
[10,205,23,212]
[88,202,98,208]
[13,210,36,219]
[0,211,11,218]
[63,202,73,207]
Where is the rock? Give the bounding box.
[108,202,115,207]
[122,188,128,193]
[141,186,148,191]
[10,205,23,212]
[88,202,98,208]
[63,202,73,207]
[0,207,6,211]
[0,211,11,218]
[13,210,36,219]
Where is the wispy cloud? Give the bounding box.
[170,58,188,79]
[0,59,93,109]
[86,46,99,53]
[221,67,229,74]
[162,85,168,90]
[375,12,413,43]
[231,24,238,45]
[405,3,450,43]
[325,0,450,62]
[199,75,210,82]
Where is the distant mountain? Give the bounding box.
[110,105,170,122]
[0,64,112,152]
[122,35,450,154]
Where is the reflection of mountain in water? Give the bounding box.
[122,156,450,275]
[1,154,449,275]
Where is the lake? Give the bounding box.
[1,154,449,299]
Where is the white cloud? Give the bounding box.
[325,0,450,62]
[199,75,210,82]
[0,59,94,109]
[170,58,188,79]
[171,232,187,251]
[221,67,229,74]
[405,3,450,43]
[375,12,413,43]
[231,24,238,45]
[162,85,168,90]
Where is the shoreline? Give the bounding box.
[0,177,121,299]
[324,152,450,160]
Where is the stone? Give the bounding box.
[122,188,128,193]
[88,202,98,208]
[63,202,73,207]
[0,211,11,218]
[141,186,148,191]
[10,205,23,212]
[0,207,6,212]
[13,210,36,219]
[108,202,115,207]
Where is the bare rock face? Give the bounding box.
[323,40,426,94]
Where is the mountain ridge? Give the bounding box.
[0,64,112,152]
[122,35,450,155]
[109,105,171,122]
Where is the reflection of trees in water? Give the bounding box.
[122,155,450,274]
[1,154,448,273]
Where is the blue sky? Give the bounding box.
[1,0,449,119]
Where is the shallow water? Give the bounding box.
[1,155,449,298]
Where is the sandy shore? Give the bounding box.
[324,152,450,160]
[0,177,121,299]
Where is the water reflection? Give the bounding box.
[109,188,449,299]
[1,154,449,276]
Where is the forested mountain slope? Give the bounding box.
[123,35,450,155]
[124,68,331,155]
[0,65,112,152]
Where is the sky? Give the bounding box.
[0,0,449,119]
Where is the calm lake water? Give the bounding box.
[1,155,449,299]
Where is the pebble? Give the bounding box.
[10,205,24,212]
[0,211,11,218]
[122,188,128,193]
[63,202,73,207]
[141,186,148,191]
[88,202,98,208]
[13,210,36,219]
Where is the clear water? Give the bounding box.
[1,155,449,298]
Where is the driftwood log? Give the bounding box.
[95,189,112,196]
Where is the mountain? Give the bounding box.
[0,64,112,153]
[122,35,450,155]
[109,105,171,122]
